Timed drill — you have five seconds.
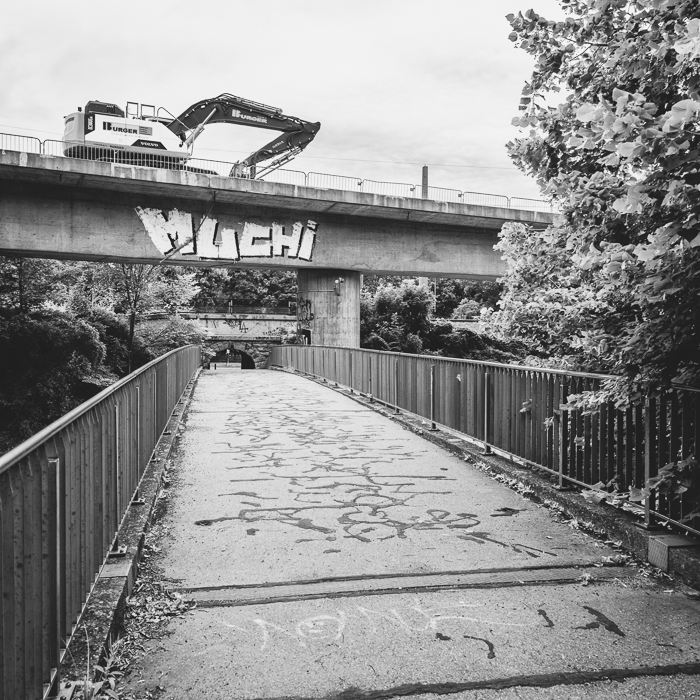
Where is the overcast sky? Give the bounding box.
[1,0,565,200]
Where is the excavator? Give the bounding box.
[62,93,320,178]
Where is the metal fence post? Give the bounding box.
[457,372,463,433]
[109,403,126,557]
[483,371,492,453]
[429,365,438,431]
[368,361,373,403]
[153,374,158,447]
[641,395,660,530]
[394,359,400,414]
[49,457,62,697]
[132,386,144,506]
[556,378,572,490]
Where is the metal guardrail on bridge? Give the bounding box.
[1,132,556,214]
[0,345,201,700]
[269,346,700,539]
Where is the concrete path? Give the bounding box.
[123,368,700,700]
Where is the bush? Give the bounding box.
[0,309,106,452]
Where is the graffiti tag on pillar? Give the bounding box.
[135,207,318,263]
[297,299,314,329]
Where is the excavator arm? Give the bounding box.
[167,93,320,177]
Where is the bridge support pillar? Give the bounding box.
[297,269,360,347]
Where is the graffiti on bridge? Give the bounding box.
[297,298,314,329]
[136,207,318,263]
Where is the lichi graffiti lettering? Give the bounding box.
[135,207,318,262]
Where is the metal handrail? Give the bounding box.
[269,345,700,538]
[0,132,42,154]
[1,131,558,213]
[0,346,194,473]
[0,345,201,700]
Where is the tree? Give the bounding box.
[0,309,107,452]
[0,256,71,312]
[361,281,433,353]
[498,0,700,398]
[362,275,414,296]
[137,317,206,357]
[190,268,297,308]
[435,279,502,318]
[67,264,197,372]
[82,307,152,378]
[451,299,482,319]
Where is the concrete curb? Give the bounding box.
[60,369,201,682]
[280,367,700,592]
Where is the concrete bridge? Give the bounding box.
[139,309,298,367]
[3,345,700,700]
[0,150,553,347]
[123,367,700,699]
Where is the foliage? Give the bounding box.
[451,299,482,319]
[374,283,433,337]
[435,279,502,318]
[0,257,197,453]
[362,275,414,295]
[361,282,433,352]
[647,456,700,522]
[500,0,700,398]
[361,281,528,362]
[190,268,297,308]
[80,308,152,378]
[0,309,107,452]
[489,222,614,371]
[362,276,502,319]
[74,628,123,700]
[100,264,198,317]
[0,256,73,312]
[68,263,198,372]
[422,320,530,363]
[66,263,121,315]
[137,317,206,357]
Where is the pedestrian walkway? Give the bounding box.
[123,368,700,700]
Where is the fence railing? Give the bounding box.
[1,131,556,214]
[268,346,700,538]
[0,345,201,700]
[141,305,295,319]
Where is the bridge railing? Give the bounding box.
[1,133,42,154]
[1,131,557,213]
[0,345,201,700]
[269,346,700,538]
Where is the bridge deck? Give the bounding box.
[0,151,551,276]
[121,368,700,699]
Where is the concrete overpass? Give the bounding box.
[0,150,554,346]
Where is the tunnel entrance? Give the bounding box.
[240,351,256,370]
[205,341,276,369]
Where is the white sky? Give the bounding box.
[1,0,565,200]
